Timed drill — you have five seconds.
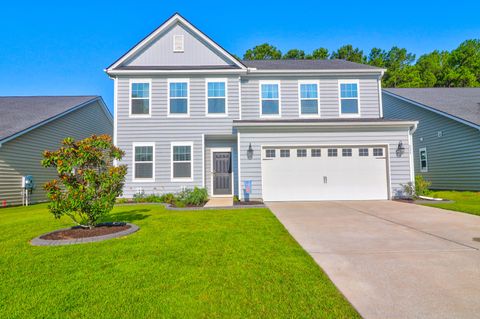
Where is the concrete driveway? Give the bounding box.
[267,201,480,319]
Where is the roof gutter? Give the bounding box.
[233,120,418,128]
[105,68,247,76]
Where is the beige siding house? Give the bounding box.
[0,96,112,206]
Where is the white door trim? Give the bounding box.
[210,147,234,197]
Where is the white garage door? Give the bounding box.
[262,146,388,201]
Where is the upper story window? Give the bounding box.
[172,142,193,180]
[260,81,280,116]
[133,143,154,181]
[299,81,319,116]
[173,35,184,52]
[130,80,151,116]
[168,79,189,116]
[339,80,359,116]
[207,79,227,115]
[419,148,428,172]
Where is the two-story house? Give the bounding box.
[106,13,417,201]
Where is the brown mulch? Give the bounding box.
[234,201,264,206]
[40,225,131,240]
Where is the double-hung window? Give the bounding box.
[169,79,189,115]
[130,80,151,116]
[172,142,193,180]
[133,143,154,181]
[260,82,280,116]
[419,148,428,172]
[339,80,359,115]
[207,79,227,115]
[299,81,319,115]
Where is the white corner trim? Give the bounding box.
[237,132,242,200]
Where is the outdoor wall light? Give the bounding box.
[396,141,405,157]
[247,143,254,160]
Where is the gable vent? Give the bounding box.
[173,35,184,52]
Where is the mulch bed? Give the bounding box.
[234,201,264,206]
[40,225,131,240]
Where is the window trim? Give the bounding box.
[259,80,281,118]
[167,78,190,117]
[342,148,352,157]
[132,142,155,183]
[419,147,428,173]
[205,78,228,117]
[129,79,152,118]
[338,79,361,117]
[265,149,276,158]
[298,80,320,117]
[297,149,307,157]
[311,148,321,157]
[359,148,369,157]
[280,149,290,158]
[173,35,184,53]
[328,148,338,157]
[171,141,194,182]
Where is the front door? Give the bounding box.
[213,152,232,195]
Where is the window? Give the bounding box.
[297,149,307,157]
[373,148,384,157]
[260,82,280,116]
[207,80,227,115]
[266,149,276,158]
[172,143,193,180]
[342,148,352,157]
[280,149,290,158]
[169,80,189,115]
[328,149,338,157]
[130,81,150,116]
[359,148,369,157]
[339,81,359,115]
[311,149,321,157]
[133,143,154,180]
[173,35,184,52]
[299,82,319,115]
[419,148,428,172]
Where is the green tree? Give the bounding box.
[368,48,387,67]
[41,135,127,228]
[415,50,450,87]
[309,47,329,60]
[243,43,282,60]
[283,49,305,59]
[331,45,366,63]
[444,39,480,87]
[383,46,417,87]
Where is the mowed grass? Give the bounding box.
[0,204,359,319]
[423,190,480,216]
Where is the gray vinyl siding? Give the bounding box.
[240,75,381,120]
[0,101,112,206]
[124,23,233,67]
[116,76,240,197]
[238,126,413,200]
[204,139,238,196]
[383,93,480,190]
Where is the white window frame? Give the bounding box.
[132,142,155,182]
[298,80,320,117]
[311,148,321,157]
[129,79,152,118]
[205,78,228,117]
[265,149,276,158]
[173,35,184,53]
[338,79,361,117]
[259,80,281,118]
[168,78,190,117]
[419,147,428,173]
[280,149,290,158]
[171,141,194,182]
[297,149,307,157]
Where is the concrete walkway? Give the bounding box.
[204,197,233,207]
[267,200,480,319]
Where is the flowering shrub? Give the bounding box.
[41,135,127,228]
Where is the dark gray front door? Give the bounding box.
[213,152,232,195]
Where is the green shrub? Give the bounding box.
[415,175,431,197]
[173,199,186,208]
[177,187,209,206]
[116,198,129,204]
[145,194,162,203]
[159,193,176,204]
[133,191,147,203]
[233,195,240,203]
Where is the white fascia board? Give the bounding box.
[106,14,246,73]
[107,69,247,76]
[233,120,418,129]
[383,90,480,131]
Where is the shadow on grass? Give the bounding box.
[104,209,152,223]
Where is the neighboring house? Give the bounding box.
[384,88,480,191]
[0,96,112,206]
[106,13,417,201]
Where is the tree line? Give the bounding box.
[240,40,480,88]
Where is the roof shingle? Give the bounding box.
[241,59,381,70]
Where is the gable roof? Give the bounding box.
[242,59,381,71]
[0,96,112,144]
[383,88,480,129]
[106,13,246,72]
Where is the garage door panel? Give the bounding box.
[262,146,388,201]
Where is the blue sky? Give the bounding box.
[0,1,479,112]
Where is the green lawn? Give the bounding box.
[0,204,358,319]
[422,190,480,216]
